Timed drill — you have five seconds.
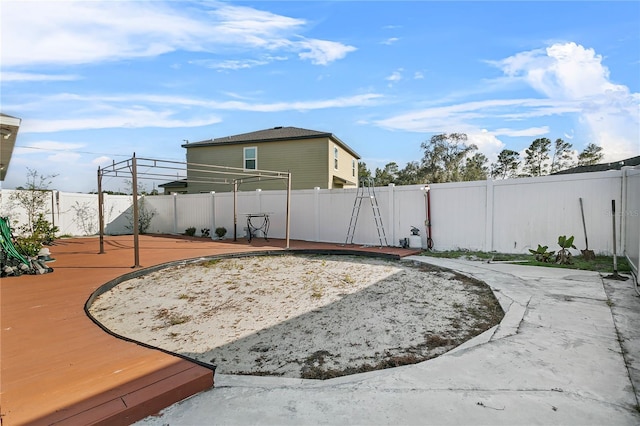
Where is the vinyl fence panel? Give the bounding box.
[2,167,638,258]
[623,168,640,273]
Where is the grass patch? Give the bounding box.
[155,308,191,326]
[420,250,631,273]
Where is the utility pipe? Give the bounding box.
[423,185,433,250]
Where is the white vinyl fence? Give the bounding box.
[0,190,133,237]
[1,167,639,273]
[622,167,640,275]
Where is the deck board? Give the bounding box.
[1,235,420,425]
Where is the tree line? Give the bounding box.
[359,133,605,186]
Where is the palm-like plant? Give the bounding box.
[556,235,576,265]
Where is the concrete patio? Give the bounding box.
[139,257,640,425]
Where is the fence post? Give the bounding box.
[484,177,494,252]
[172,193,178,234]
[620,167,629,255]
[210,191,216,240]
[314,187,320,242]
[256,188,262,213]
[388,183,395,247]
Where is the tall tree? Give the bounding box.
[420,133,476,183]
[550,138,574,173]
[577,143,604,166]
[358,161,372,182]
[396,161,425,185]
[523,138,551,176]
[491,149,521,179]
[461,153,489,181]
[374,162,399,186]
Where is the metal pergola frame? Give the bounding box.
[97,154,292,267]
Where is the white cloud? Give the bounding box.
[381,37,400,45]
[190,58,272,70]
[13,140,85,155]
[386,69,403,87]
[492,42,639,160]
[413,72,424,80]
[386,69,403,82]
[296,38,357,65]
[47,152,82,163]
[15,93,383,133]
[1,72,80,82]
[22,111,222,133]
[493,127,550,137]
[1,1,355,67]
[92,156,112,166]
[466,131,505,162]
[376,98,558,133]
[377,42,639,161]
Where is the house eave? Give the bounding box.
[183,131,361,159]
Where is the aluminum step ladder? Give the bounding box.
[345,178,388,247]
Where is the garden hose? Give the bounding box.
[0,217,30,266]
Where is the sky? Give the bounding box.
[1,0,639,193]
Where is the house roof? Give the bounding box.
[553,155,640,175]
[1,113,22,181]
[182,126,361,159]
[158,179,188,188]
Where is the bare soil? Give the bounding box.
[89,254,503,379]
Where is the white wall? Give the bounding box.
[0,189,131,236]
[2,168,638,261]
[491,172,624,254]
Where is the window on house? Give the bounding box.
[352,159,356,177]
[334,146,339,169]
[244,147,257,170]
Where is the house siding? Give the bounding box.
[185,138,333,192]
[330,142,358,188]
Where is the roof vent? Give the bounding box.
[273,126,283,129]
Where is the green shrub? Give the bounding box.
[529,244,555,263]
[556,235,576,265]
[14,236,42,257]
[185,227,196,237]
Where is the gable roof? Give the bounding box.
[182,126,360,159]
[552,155,640,175]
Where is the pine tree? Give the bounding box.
[374,162,399,186]
[461,153,489,181]
[523,138,551,176]
[577,143,604,166]
[491,149,521,179]
[550,138,574,173]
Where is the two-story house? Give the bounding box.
[165,126,360,193]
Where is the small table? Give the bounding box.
[246,213,270,242]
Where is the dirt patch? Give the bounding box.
[89,254,503,379]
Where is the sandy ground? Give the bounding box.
[89,254,503,379]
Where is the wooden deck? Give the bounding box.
[0,235,420,425]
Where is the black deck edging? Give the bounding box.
[84,248,403,372]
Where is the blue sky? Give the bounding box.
[1,0,639,193]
